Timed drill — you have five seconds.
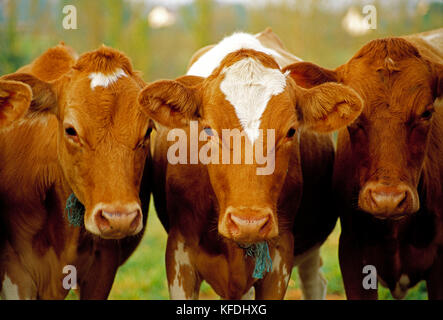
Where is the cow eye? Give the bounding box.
[64,126,80,144]
[144,127,153,139]
[65,126,78,137]
[204,127,214,136]
[420,109,434,121]
[286,128,296,139]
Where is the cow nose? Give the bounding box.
[371,189,406,210]
[93,204,142,239]
[220,207,278,243]
[359,182,417,218]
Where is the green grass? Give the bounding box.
[67,200,428,300]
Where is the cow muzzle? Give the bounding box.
[219,206,278,244]
[358,181,419,219]
[89,203,143,239]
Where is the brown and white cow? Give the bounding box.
[286,28,443,299]
[0,43,152,299]
[139,30,363,299]
[0,80,32,128]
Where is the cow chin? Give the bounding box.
[358,181,420,220]
[218,206,279,245]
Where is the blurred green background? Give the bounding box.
[1,0,442,300]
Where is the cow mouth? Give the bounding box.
[359,209,416,222]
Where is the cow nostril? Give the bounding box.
[227,213,240,235]
[370,190,406,207]
[259,216,271,236]
[96,210,111,230]
[129,211,141,231]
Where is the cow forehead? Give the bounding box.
[88,68,127,90]
[63,75,146,142]
[217,57,289,143]
[347,56,434,115]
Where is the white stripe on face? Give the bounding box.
[219,57,288,143]
[88,68,127,90]
[187,32,282,78]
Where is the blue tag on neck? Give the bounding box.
[65,193,85,227]
[245,241,273,279]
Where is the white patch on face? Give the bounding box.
[169,241,192,300]
[220,57,288,143]
[187,32,282,78]
[88,68,127,90]
[1,274,20,300]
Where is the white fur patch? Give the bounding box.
[421,32,442,43]
[1,274,20,300]
[297,248,327,300]
[88,68,127,89]
[169,241,192,299]
[272,251,290,296]
[187,32,282,78]
[220,58,287,142]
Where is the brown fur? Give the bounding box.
[140,31,362,299]
[287,28,443,299]
[0,44,152,299]
[0,80,32,127]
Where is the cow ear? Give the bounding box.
[283,62,338,89]
[295,82,363,133]
[138,75,203,128]
[0,80,32,127]
[1,73,59,115]
[433,62,443,101]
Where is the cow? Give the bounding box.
[285,28,443,299]
[0,80,32,128]
[0,43,152,299]
[138,30,363,299]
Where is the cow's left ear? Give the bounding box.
[0,80,32,127]
[293,81,364,133]
[432,61,443,101]
[1,73,60,115]
[283,62,338,89]
[138,75,204,128]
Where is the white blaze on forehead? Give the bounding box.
[220,57,288,143]
[187,32,283,78]
[88,68,127,90]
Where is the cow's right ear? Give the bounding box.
[138,75,203,128]
[283,62,338,89]
[0,80,32,127]
[1,73,58,115]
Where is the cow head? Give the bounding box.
[0,80,32,128]
[139,49,362,244]
[287,38,443,219]
[2,46,152,239]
